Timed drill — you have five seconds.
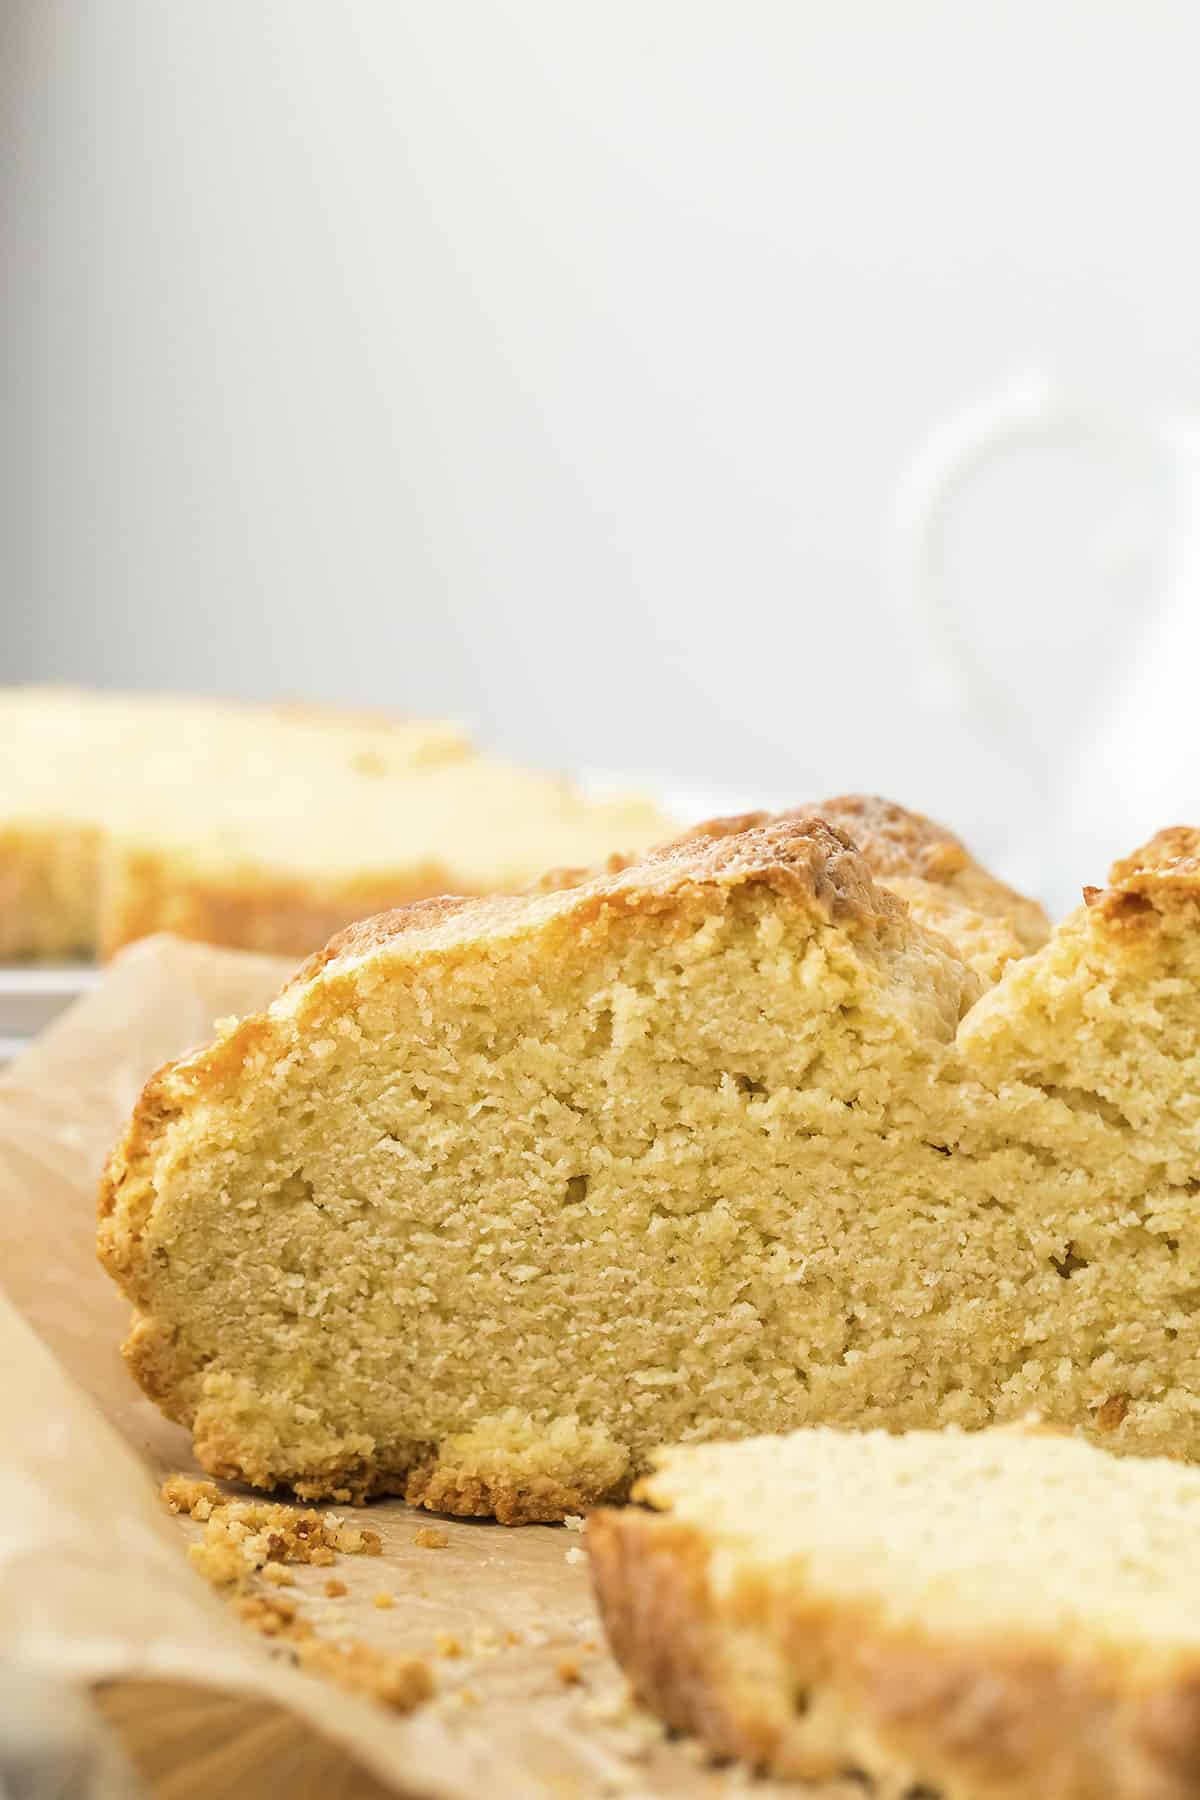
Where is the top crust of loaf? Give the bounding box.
[639,795,1050,983]
[293,793,1049,991]
[1096,827,1200,917]
[286,814,906,991]
[677,795,1045,932]
[671,795,981,885]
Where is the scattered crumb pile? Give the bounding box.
[161,1475,432,1714]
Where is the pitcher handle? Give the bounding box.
[883,364,1167,735]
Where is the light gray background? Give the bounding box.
[2,2,1195,891]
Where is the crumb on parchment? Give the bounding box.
[162,1474,432,1715]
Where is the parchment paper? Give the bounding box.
[0,936,834,1799]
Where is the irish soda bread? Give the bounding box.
[588,1424,1200,1798]
[0,686,670,959]
[98,806,1200,1520]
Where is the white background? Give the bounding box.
[3,2,1196,899]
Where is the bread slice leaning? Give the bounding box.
[98,806,1200,1520]
[588,1424,1200,1800]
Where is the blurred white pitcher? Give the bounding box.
[886,366,1200,910]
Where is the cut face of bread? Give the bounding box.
[98,810,1199,1521]
[588,1425,1200,1798]
[0,687,672,959]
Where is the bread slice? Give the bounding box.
[0,687,671,958]
[98,807,1199,1520]
[588,1424,1200,1798]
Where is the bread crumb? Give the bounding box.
[164,1473,432,1716]
[300,1638,433,1711]
[565,1546,586,1565]
[162,1480,384,1584]
[161,1475,221,1520]
[413,1526,449,1549]
[563,1513,585,1531]
[558,1656,583,1686]
[504,1628,523,1646]
[434,1631,463,1659]
[373,1590,394,1610]
[581,1688,633,1725]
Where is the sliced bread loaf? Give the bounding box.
[98,808,1199,1519]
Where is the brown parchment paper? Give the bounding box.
[0,937,826,1800]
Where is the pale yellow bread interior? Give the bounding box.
[588,1423,1200,1798]
[96,807,1200,1523]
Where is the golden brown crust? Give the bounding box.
[1093,828,1200,921]
[402,1461,629,1527]
[556,794,1050,979]
[1109,827,1200,885]
[281,894,491,991]
[687,796,1048,945]
[587,1506,1200,1797]
[293,814,902,988]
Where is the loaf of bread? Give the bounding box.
[98,804,1197,1520]
[0,686,671,959]
[588,1423,1200,1798]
